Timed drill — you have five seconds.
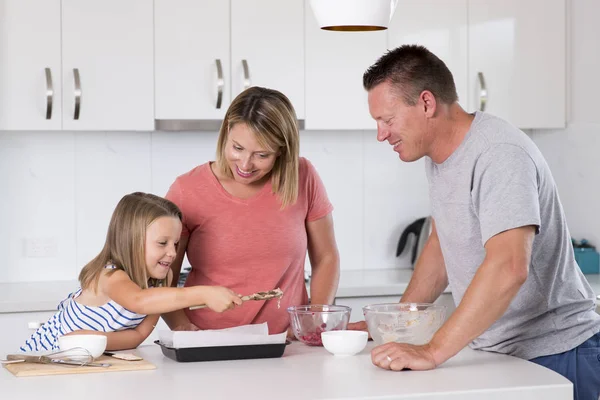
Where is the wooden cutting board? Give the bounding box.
[3,355,156,377]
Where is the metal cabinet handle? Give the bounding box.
[215,59,224,109]
[477,72,487,112]
[73,68,81,120]
[44,68,53,120]
[242,59,251,90]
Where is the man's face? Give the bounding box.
[368,81,430,162]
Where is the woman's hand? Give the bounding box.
[202,286,243,312]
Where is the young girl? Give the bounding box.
[20,192,242,352]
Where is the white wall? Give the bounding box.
[0,129,430,283]
[530,0,600,248]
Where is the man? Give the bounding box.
[353,44,600,399]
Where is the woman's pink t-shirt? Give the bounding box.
[165,157,333,334]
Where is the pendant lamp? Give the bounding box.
[309,0,399,31]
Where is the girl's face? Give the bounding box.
[145,216,182,280]
[224,123,279,185]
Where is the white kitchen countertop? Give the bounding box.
[1,269,599,314]
[0,342,572,399]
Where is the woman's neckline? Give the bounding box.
[207,162,272,204]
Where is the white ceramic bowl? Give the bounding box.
[58,334,107,359]
[321,330,368,356]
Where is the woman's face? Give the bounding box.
[224,123,279,185]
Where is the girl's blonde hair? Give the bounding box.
[215,86,300,208]
[78,192,182,292]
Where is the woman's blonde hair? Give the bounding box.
[78,192,182,292]
[215,86,300,208]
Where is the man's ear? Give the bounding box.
[421,90,437,117]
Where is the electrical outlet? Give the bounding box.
[23,238,58,258]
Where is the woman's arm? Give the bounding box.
[306,213,340,305]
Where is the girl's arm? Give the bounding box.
[64,314,160,350]
[306,213,340,305]
[101,262,241,315]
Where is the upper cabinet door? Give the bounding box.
[0,0,62,130]
[231,0,305,119]
[388,0,468,109]
[155,0,230,121]
[61,0,154,131]
[304,9,387,130]
[468,0,566,129]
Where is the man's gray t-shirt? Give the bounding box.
[425,111,600,360]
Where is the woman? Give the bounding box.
[163,86,340,335]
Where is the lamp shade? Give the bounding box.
[309,0,399,31]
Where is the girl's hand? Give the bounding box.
[203,286,243,312]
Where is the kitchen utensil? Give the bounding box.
[287,304,351,346]
[363,303,446,346]
[2,347,110,367]
[155,339,290,362]
[189,288,283,310]
[396,216,432,266]
[103,351,143,361]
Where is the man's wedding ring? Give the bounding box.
[386,355,393,363]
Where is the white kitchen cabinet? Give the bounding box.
[387,0,468,108]
[0,311,56,353]
[304,7,387,130]
[155,0,305,124]
[61,0,154,131]
[155,0,230,121]
[231,0,305,119]
[0,0,153,131]
[0,0,62,130]
[468,0,566,128]
[335,293,455,323]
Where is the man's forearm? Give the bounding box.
[427,258,526,365]
[401,235,448,303]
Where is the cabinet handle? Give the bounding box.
[44,68,53,120]
[477,72,487,112]
[73,68,81,120]
[242,59,251,90]
[215,59,224,109]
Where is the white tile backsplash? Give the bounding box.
[363,135,430,270]
[1,129,429,282]
[0,131,76,281]
[74,132,153,269]
[301,130,365,271]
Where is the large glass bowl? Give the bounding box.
[287,304,351,346]
[363,303,446,346]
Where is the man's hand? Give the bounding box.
[172,322,200,331]
[371,342,437,371]
[286,326,296,341]
[346,321,372,340]
[346,321,368,331]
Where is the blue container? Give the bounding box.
[574,247,600,274]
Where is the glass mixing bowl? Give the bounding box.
[363,303,446,346]
[287,304,351,346]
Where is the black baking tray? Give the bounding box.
[154,340,290,362]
